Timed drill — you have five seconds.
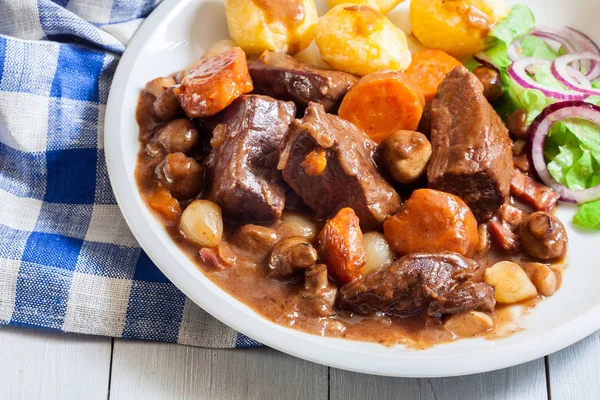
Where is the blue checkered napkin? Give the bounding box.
[0,0,259,348]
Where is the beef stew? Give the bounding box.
[134,44,568,348]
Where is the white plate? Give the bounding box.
[105,0,600,377]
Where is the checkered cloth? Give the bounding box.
[0,0,259,348]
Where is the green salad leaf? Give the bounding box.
[546,119,600,190]
[471,4,600,229]
[487,4,536,46]
[574,200,600,229]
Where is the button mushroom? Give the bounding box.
[155,152,204,200]
[268,237,318,279]
[152,119,200,154]
[473,66,504,104]
[378,130,432,184]
[519,211,568,261]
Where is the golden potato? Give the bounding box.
[325,0,405,14]
[316,4,411,76]
[225,0,318,54]
[484,261,537,304]
[410,0,508,57]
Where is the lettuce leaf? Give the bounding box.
[472,4,600,229]
[574,200,600,229]
[545,119,600,228]
[487,4,536,46]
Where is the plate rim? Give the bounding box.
[104,0,600,378]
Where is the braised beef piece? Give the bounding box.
[510,168,560,211]
[428,281,495,318]
[248,51,358,113]
[428,66,513,222]
[278,103,402,230]
[338,252,495,318]
[205,95,296,223]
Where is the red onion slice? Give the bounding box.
[508,58,588,101]
[566,27,600,80]
[527,101,600,204]
[532,26,582,70]
[552,52,600,96]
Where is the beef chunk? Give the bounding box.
[338,252,495,317]
[428,66,513,222]
[427,282,495,318]
[205,95,296,222]
[278,103,401,230]
[248,51,358,113]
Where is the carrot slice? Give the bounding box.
[338,70,425,144]
[149,187,182,226]
[175,47,253,118]
[405,49,462,103]
[317,208,366,284]
[383,189,479,257]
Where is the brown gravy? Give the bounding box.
[136,143,560,348]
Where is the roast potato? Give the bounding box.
[410,0,508,57]
[225,0,318,54]
[316,4,411,76]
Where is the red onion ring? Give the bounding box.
[508,58,588,101]
[527,101,600,204]
[552,52,600,96]
[566,27,600,80]
[532,26,581,70]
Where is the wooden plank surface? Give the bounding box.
[330,358,547,400]
[8,323,600,400]
[109,340,328,400]
[548,332,600,400]
[0,326,112,400]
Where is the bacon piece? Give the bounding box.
[489,204,524,253]
[510,169,559,211]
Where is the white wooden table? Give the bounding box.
[1,326,598,399]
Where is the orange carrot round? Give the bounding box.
[338,70,425,144]
[383,189,479,257]
[405,49,462,103]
